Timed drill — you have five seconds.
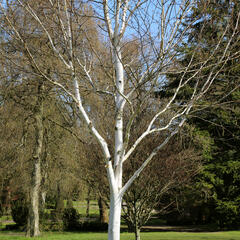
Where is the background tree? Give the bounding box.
[164,0,240,228]
[122,111,201,240]
[0,1,90,235]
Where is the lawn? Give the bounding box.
[1,202,240,239]
[0,231,240,240]
[72,200,99,217]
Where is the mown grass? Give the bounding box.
[0,215,14,230]
[1,201,240,239]
[72,200,99,217]
[0,231,240,240]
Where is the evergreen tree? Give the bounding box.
[165,0,240,228]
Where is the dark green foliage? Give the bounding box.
[42,221,64,232]
[164,0,240,228]
[39,211,64,231]
[62,207,108,232]
[45,196,56,209]
[62,207,80,231]
[54,196,65,221]
[190,74,240,228]
[11,198,28,226]
[79,221,108,232]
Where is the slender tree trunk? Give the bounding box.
[108,193,122,240]
[66,198,73,209]
[134,226,141,240]
[55,184,64,221]
[41,191,46,208]
[26,85,44,237]
[98,196,108,223]
[134,198,141,240]
[86,188,91,218]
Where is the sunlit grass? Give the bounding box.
[0,231,240,240]
[72,200,99,217]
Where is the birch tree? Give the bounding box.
[0,0,239,239]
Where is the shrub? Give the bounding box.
[62,207,80,231]
[40,211,64,231]
[11,198,28,226]
[62,207,108,232]
[43,221,64,231]
[80,221,108,231]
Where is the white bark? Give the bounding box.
[108,192,122,240]
[106,1,128,238]
[113,45,124,189]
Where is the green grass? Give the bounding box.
[0,231,240,240]
[0,215,14,230]
[70,200,99,217]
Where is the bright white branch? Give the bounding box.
[120,117,187,197]
[103,0,114,40]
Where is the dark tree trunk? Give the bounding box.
[55,184,64,221]
[66,198,73,209]
[98,196,109,223]
[86,188,91,218]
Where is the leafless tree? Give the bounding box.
[0,0,239,239]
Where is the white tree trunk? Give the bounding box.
[108,192,122,240]
[113,44,124,188]
[107,41,125,240]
